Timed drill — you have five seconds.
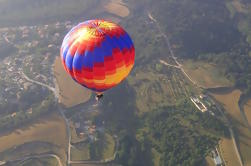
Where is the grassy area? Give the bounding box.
[89,132,115,160]
[71,142,90,161]
[71,132,115,161]
[0,142,66,164]
[54,56,91,108]
[103,133,115,159]
[182,59,232,88]
[128,63,195,114]
[218,138,240,166]
[211,89,251,166]
[0,112,67,153]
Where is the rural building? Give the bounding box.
[190,97,208,112]
[11,112,17,117]
[212,149,223,166]
[214,156,223,166]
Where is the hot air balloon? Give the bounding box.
[60,20,135,100]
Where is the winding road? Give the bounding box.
[21,70,119,166]
[2,21,119,166]
[21,71,71,165]
[9,154,62,166]
[21,71,56,93]
[213,100,243,166]
[148,12,198,87]
[148,11,243,166]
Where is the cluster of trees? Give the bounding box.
[116,134,152,166]
[98,80,228,166]
[144,101,226,166]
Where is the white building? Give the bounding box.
[190,97,208,112]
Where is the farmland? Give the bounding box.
[0,112,67,154]
[128,62,197,114]
[211,89,251,166]
[182,59,233,88]
[104,0,130,18]
[243,100,251,125]
[218,138,240,166]
[0,0,250,165]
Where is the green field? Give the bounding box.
[182,59,233,88]
[89,132,115,160]
[71,142,90,161]
[128,63,196,114]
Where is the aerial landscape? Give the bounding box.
[0,0,250,166]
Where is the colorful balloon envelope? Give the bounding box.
[60,20,135,93]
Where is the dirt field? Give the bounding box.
[0,112,67,153]
[218,138,240,166]
[182,60,232,88]
[244,100,251,126]
[54,56,91,108]
[211,90,251,166]
[104,0,130,18]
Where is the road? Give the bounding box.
[21,71,56,94]
[159,59,180,69]
[2,23,113,166]
[148,12,198,87]
[22,71,119,165]
[213,98,243,166]
[58,107,71,166]
[9,154,63,166]
[21,71,70,165]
